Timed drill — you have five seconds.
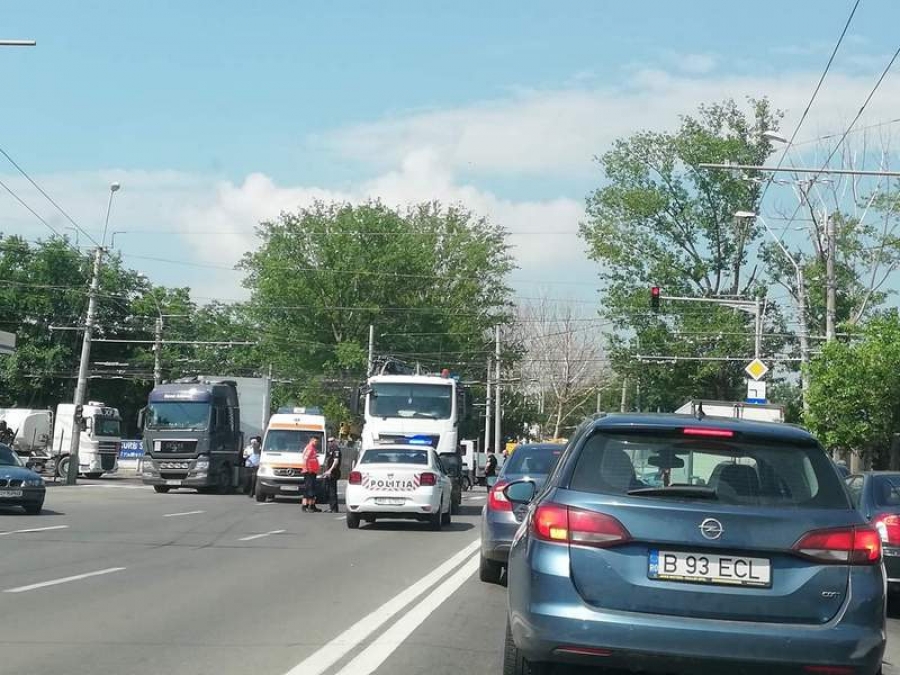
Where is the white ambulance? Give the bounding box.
[255,407,326,502]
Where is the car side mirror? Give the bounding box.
[504,480,537,506]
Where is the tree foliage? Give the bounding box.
[580,98,786,410]
[805,314,900,468]
[240,200,516,415]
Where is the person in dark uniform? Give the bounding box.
[324,437,342,513]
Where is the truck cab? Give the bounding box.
[53,402,121,479]
[141,378,242,493]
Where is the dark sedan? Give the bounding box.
[846,471,900,591]
[0,443,45,514]
[479,443,564,584]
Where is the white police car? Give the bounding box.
[345,444,452,530]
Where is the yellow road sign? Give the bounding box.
[744,358,769,381]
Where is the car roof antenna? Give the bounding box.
[695,402,706,421]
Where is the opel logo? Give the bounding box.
[699,518,724,540]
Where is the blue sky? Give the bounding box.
[3,1,900,303]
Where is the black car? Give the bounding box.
[846,471,900,592]
[0,443,45,514]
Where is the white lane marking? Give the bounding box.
[0,525,69,537]
[335,555,479,675]
[255,501,274,506]
[162,510,205,517]
[4,567,126,593]
[239,529,286,542]
[282,539,480,675]
[335,516,346,520]
[465,496,486,501]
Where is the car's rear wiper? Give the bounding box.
[627,485,719,499]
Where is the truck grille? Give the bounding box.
[0,478,23,488]
[100,454,117,471]
[158,461,192,470]
[160,471,189,480]
[156,440,198,454]
[274,467,304,477]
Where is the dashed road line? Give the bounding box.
[239,529,286,542]
[162,510,205,518]
[4,567,126,593]
[0,525,69,537]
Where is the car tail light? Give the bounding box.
[419,472,437,486]
[873,514,900,545]
[682,427,734,438]
[348,471,362,485]
[487,481,511,512]
[792,526,881,564]
[532,504,631,548]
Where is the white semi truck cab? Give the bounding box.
[353,373,469,455]
[53,402,122,478]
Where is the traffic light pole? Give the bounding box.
[651,292,764,359]
[66,246,103,484]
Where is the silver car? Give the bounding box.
[479,443,564,584]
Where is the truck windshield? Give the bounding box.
[94,417,121,437]
[263,430,324,453]
[146,402,210,431]
[370,383,453,420]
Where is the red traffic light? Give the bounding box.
[650,286,661,312]
[651,287,660,298]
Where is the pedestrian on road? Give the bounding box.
[301,436,322,513]
[243,436,261,460]
[324,437,342,513]
[244,440,261,497]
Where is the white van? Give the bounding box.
[255,407,326,502]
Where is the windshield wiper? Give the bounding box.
[627,485,719,500]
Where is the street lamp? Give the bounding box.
[762,130,789,145]
[0,40,36,47]
[101,182,121,248]
[735,210,810,411]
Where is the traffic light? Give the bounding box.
[650,286,661,312]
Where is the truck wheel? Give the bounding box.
[154,486,170,494]
[346,513,361,529]
[217,466,232,494]
[56,456,70,479]
[85,472,103,480]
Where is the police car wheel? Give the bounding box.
[346,513,361,529]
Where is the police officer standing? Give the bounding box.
[324,437,342,513]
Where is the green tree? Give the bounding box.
[580,98,786,411]
[805,313,900,469]
[239,200,516,415]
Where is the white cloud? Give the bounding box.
[674,53,718,75]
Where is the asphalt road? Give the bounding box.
[0,477,898,675]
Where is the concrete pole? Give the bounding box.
[66,246,103,484]
[797,268,811,415]
[620,377,628,413]
[484,359,492,454]
[826,214,837,342]
[153,316,163,385]
[367,325,375,376]
[494,326,501,456]
[754,297,762,360]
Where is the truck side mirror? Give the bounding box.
[137,407,146,430]
[349,386,360,416]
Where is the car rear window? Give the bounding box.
[360,449,428,465]
[569,432,849,509]
[503,446,563,475]
[873,475,900,507]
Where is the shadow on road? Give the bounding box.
[0,507,65,516]
[359,520,475,533]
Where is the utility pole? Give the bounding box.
[494,325,501,456]
[367,325,375,376]
[153,316,163,385]
[797,268,811,414]
[484,358,492,454]
[754,297,763,359]
[825,214,837,342]
[66,246,102,485]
